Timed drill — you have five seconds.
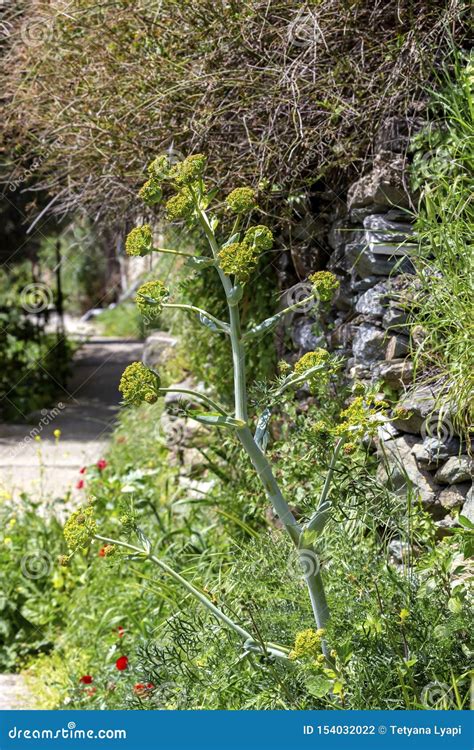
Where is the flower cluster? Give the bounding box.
[125,225,153,257]
[63,504,96,552]
[309,271,340,303]
[148,154,170,180]
[138,179,162,206]
[119,362,161,406]
[225,187,256,214]
[169,154,206,186]
[294,349,329,376]
[333,395,387,440]
[98,544,116,558]
[135,280,169,319]
[165,188,194,221]
[289,628,326,660]
[218,225,273,282]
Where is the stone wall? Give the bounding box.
[291,124,473,530]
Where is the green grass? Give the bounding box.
[410,51,474,437]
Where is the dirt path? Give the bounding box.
[0,336,156,710]
[0,337,144,503]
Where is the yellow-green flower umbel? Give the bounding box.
[165,188,194,221]
[138,179,162,206]
[218,225,273,282]
[169,154,206,186]
[119,362,161,406]
[63,504,96,552]
[243,225,273,252]
[225,187,256,214]
[289,628,325,660]
[147,154,171,181]
[309,271,340,303]
[294,349,329,376]
[125,225,153,256]
[136,280,169,319]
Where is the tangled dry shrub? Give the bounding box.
[1,0,468,222]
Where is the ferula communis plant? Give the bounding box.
[64,154,385,663]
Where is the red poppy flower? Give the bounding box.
[97,459,108,471]
[76,479,85,490]
[115,656,128,671]
[79,467,87,475]
[98,547,106,557]
[117,626,125,638]
[79,675,93,684]
[134,682,154,695]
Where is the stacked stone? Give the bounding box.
[317,122,473,530]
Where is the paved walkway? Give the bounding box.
[0,336,147,709]
[0,675,36,710]
[0,338,143,504]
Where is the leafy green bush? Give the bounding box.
[0,497,66,671]
[0,305,73,421]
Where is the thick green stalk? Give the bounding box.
[158,387,228,416]
[164,303,230,334]
[198,200,332,654]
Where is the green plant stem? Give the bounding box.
[306,437,345,533]
[158,387,228,416]
[198,198,333,655]
[163,303,230,334]
[245,294,315,338]
[151,246,195,258]
[94,533,289,661]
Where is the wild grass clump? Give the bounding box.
[410,51,474,437]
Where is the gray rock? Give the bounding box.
[460,485,474,523]
[350,275,380,292]
[434,456,473,485]
[382,306,409,331]
[410,435,461,469]
[390,385,439,434]
[142,333,176,368]
[377,422,400,442]
[345,240,400,277]
[363,212,414,244]
[291,319,324,352]
[347,156,410,211]
[374,117,414,156]
[355,281,388,316]
[328,219,354,253]
[388,539,412,564]
[378,359,414,390]
[377,434,441,509]
[352,324,386,366]
[385,334,410,360]
[438,483,470,511]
